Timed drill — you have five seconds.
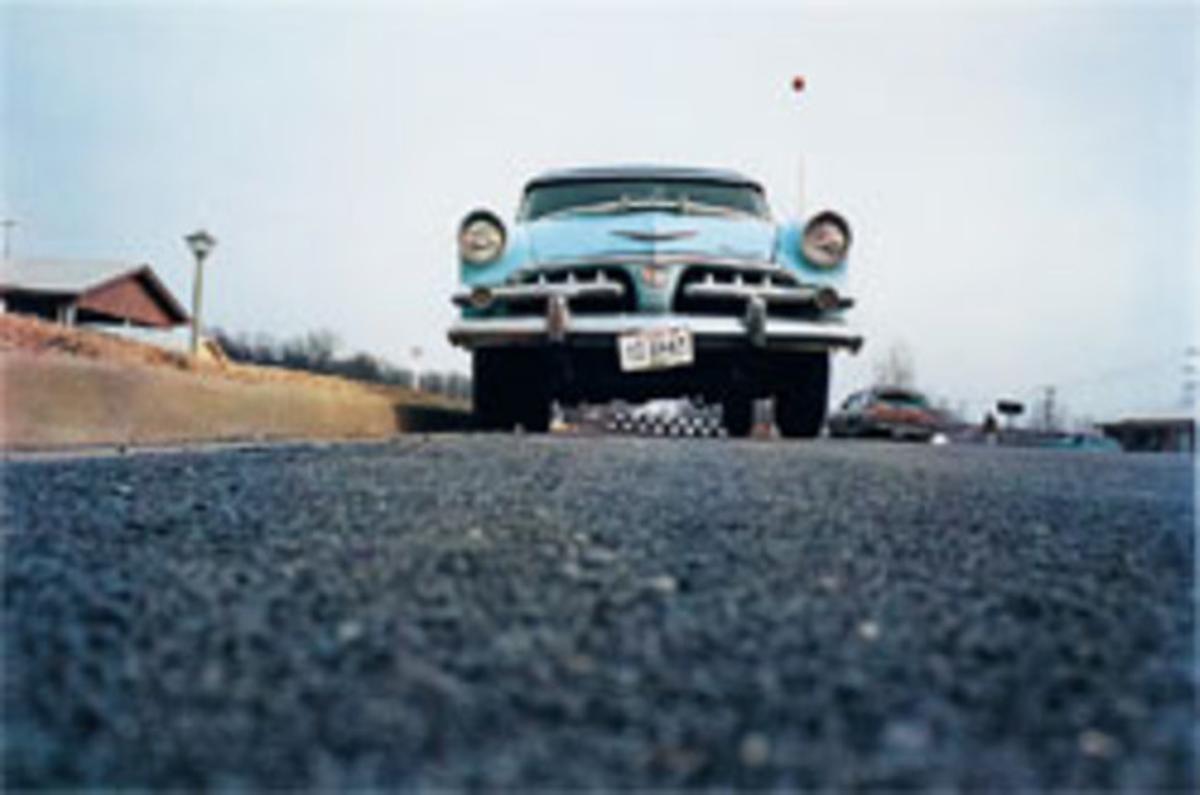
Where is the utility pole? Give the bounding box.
[1184,346,1199,410]
[1041,385,1057,432]
[1,219,18,259]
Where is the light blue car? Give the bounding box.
[448,165,863,436]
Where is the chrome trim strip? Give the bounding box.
[521,255,786,273]
[683,282,819,304]
[610,229,698,242]
[452,280,625,307]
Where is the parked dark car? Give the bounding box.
[827,386,941,441]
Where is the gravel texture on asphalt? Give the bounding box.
[3,437,1195,789]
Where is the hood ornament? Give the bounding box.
[611,229,698,243]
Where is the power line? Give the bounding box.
[957,354,1184,403]
[938,349,1196,425]
[1049,355,1183,392]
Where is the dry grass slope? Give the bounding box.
[0,315,467,450]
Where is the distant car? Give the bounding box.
[447,165,863,437]
[828,386,941,441]
[630,399,686,424]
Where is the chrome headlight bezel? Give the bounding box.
[458,209,506,266]
[801,210,852,269]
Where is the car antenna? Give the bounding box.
[791,74,807,220]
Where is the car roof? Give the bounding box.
[871,387,927,400]
[524,165,763,191]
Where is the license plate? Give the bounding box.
[618,328,694,372]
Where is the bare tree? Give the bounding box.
[211,326,467,395]
[302,329,340,371]
[873,341,917,389]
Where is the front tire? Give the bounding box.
[722,397,754,438]
[775,352,830,439]
[472,349,551,432]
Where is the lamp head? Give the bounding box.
[185,229,217,261]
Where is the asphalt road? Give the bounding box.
[3,436,1195,789]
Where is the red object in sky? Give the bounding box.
[792,75,806,92]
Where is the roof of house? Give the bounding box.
[0,258,146,295]
[0,258,189,324]
[525,165,761,190]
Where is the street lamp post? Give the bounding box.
[410,346,423,391]
[184,229,217,356]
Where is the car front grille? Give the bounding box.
[672,265,822,319]
[504,266,637,316]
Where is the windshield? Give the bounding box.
[876,390,930,409]
[521,180,769,221]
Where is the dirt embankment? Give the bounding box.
[0,315,468,450]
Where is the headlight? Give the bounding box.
[458,210,506,265]
[801,210,852,269]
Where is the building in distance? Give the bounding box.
[0,259,188,329]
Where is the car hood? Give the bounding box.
[524,212,777,263]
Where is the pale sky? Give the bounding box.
[3,0,1197,421]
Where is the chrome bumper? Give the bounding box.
[448,312,864,352]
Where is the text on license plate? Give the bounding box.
[618,328,695,372]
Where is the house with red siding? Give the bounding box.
[0,259,188,329]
